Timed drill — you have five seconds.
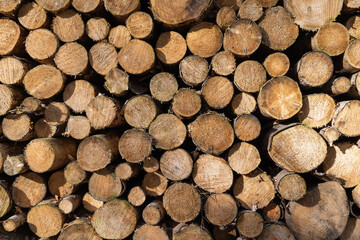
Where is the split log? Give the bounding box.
[123,95,157,129]
[77,134,119,172]
[82,192,103,213]
[340,217,360,240]
[86,18,110,41]
[149,114,187,150]
[173,224,212,240]
[263,52,290,77]
[234,114,261,141]
[233,169,275,209]
[319,126,340,146]
[142,200,165,225]
[44,102,69,126]
[188,113,234,155]
[202,76,233,109]
[163,182,201,223]
[103,0,140,21]
[223,19,262,57]
[65,116,92,140]
[343,39,360,73]
[48,170,74,198]
[274,170,307,200]
[0,85,23,116]
[126,11,154,39]
[231,92,257,115]
[54,42,88,76]
[257,76,302,120]
[23,64,65,99]
[89,167,122,202]
[211,51,236,76]
[25,138,76,173]
[227,142,261,175]
[311,22,349,56]
[34,118,62,138]
[284,0,343,30]
[285,181,349,240]
[262,202,282,221]
[234,60,266,93]
[16,97,44,115]
[2,114,35,141]
[118,39,155,75]
[236,210,264,238]
[257,223,295,240]
[72,0,101,14]
[0,182,12,218]
[142,171,168,197]
[11,172,46,208]
[171,88,202,119]
[18,2,48,30]
[118,129,152,163]
[115,162,140,180]
[104,68,129,96]
[59,195,81,214]
[238,0,263,22]
[204,193,238,226]
[0,56,28,85]
[64,161,87,185]
[324,76,351,96]
[3,153,28,176]
[25,29,58,63]
[193,154,233,193]
[266,124,327,172]
[108,25,132,49]
[0,19,25,56]
[216,7,236,31]
[332,100,360,137]
[259,6,299,50]
[36,0,70,12]
[297,93,335,128]
[89,42,118,75]
[143,156,159,173]
[91,199,137,239]
[2,213,26,232]
[58,219,101,240]
[128,186,146,207]
[150,72,178,103]
[297,51,333,87]
[179,55,209,87]
[133,224,169,240]
[52,9,84,42]
[160,148,193,181]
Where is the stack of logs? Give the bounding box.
[1,0,360,239]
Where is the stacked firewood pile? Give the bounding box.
[1,0,360,239]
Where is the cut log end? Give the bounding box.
[264,52,290,77]
[234,60,267,93]
[86,17,110,41]
[236,211,264,238]
[179,55,209,87]
[204,193,238,226]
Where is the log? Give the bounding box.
[0,0,21,15]
[160,148,193,181]
[85,95,123,129]
[173,224,212,240]
[142,171,168,197]
[319,126,340,146]
[0,56,28,85]
[343,40,360,73]
[142,200,165,225]
[238,0,263,22]
[171,88,202,119]
[297,51,333,87]
[332,100,360,137]
[193,154,233,193]
[150,72,178,103]
[258,0,278,7]
[297,93,335,128]
[82,192,103,213]
[202,76,234,109]
[108,25,132,49]
[344,0,360,9]
[234,114,261,141]
[149,114,187,150]
[216,7,236,31]
[89,42,118,75]
[227,142,261,175]
[65,115,92,140]
[89,167,122,202]
[274,170,307,200]
[266,124,327,173]
[262,202,282,221]
[54,42,88,76]
[213,225,237,240]
[143,156,159,173]
[257,76,302,120]
[346,16,360,39]
[104,68,129,96]
[58,219,101,240]
[23,64,65,100]
[156,31,187,66]
[204,193,238,226]
[353,184,360,208]
[64,161,87,185]
[118,39,155,75]
[133,224,169,240]
[118,129,152,163]
[257,223,295,240]
[3,153,28,176]
[0,143,24,173]
[259,6,299,50]
[285,181,349,240]
[340,217,360,240]
[34,118,62,138]
[44,102,69,126]
[91,199,137,239]
[11,172,46,208]
[163,182,201,223]
[284,0,343,30]
[324,76,351,96]
[0,84,23,116]
[2,213,26,232]
[48,170,74,198]
[77,134,119,172]
[16,97,44,115]
[214,0,242,9]
[126,11,154,39]
[59,195,81,214]
[188,113,234,155]
[115,162,140,180]
[35,0,70,12]
[0,182,12,218]
[236,210,264,238]
[103,0,140,21]
[223,19,262,57]
[18,2,48,30]
[25,138,76,173]
[0,19,24,56]
[311,22,349,56]
[322,143,360,188]
[72,0,101,14]
[2,113,35,141]
[211,51,236,76]
[123,95,157,129]
[150,0,211,27]
[86,17,110,41]
[27,202,65,238]
[179,55,209,87]
[233,169,275,209]
[25,29,58,63]
[128,186,146,207]
[231,92,257,115]
[234,60,267,93]
[52,9,85,42]
[263,52,290,77]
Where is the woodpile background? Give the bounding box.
[1,0,360,239]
